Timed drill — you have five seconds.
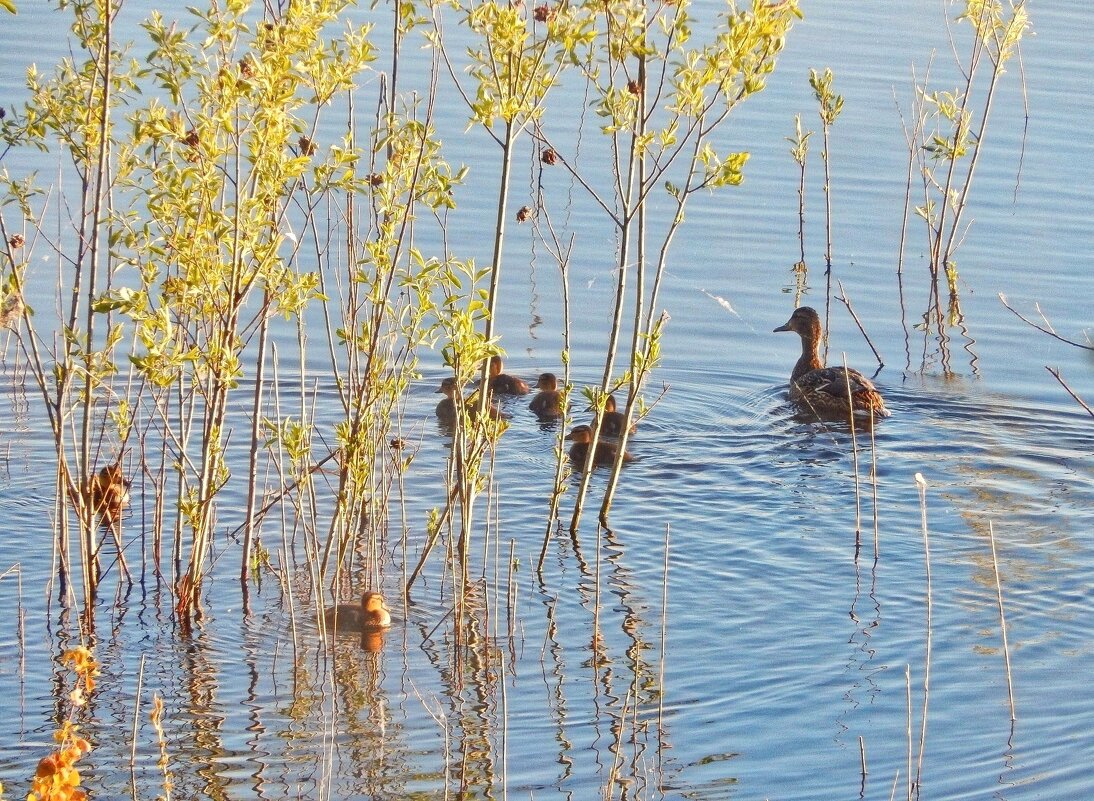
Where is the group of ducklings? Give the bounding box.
[435,355,639,466]
[345,306,889,643]
[82,306,886,643]
[435,305,890,463]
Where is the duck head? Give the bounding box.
[535,372,558,391]
[565,424,593,444]
[361,591,392,628]
[773,306,823,339]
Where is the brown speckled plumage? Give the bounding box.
[86,461,130,530]
[601,394,636,437]
[774,306,890,419]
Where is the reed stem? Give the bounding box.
[988,521,1017,721]
[913,472,933,799]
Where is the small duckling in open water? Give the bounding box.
[529,373,564,419]
[324,591,392,632]
[565,424,632,466]
[487,355,529,395]
[773,306,890,420]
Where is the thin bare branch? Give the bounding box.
[999,294,1093,350]
[1046,367,1094,418]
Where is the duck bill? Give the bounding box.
[773,320,792,332]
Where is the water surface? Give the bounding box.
[1,2,1092,800]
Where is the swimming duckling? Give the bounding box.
[773,306,890,419]
[487,355,529,395]
[601,394,637,437]
[85,461,130,529]
[324,591,392,632]
[529,373,564,420]
[435,377,460,425]
[435,377,506,425]
[565,424,632,466]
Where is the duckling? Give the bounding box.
[85,461,130,529]
[487,355,529,395]
[773,306,890,419]
[565,424,632,466]
[324,591,392,633]
[529,373,564,419]
[435,377,506,425]
[435,377,460,425]
[0,290,23,330]
[601,394,637,437]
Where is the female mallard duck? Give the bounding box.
[436,377,506,425]
[487,355,529,395]
[773,306,890,419]
[601,394,636,437]
[86,461,130,529]
[529,373,564,419]
[565,424,633,466]
[324,591,392,632]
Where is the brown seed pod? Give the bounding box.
[541,148,557,165]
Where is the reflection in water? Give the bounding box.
[176,625,230,800]
[540,590,577,800]
[4,0,1094,797]
[837,552,884,754]
[4,363,1092,800]
[903,296,982,379]
[327,635,402,799]
[929,390,1094,651]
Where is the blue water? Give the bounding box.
[1,2,1092,800]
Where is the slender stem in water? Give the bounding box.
[914,472,933,799]
[988,521,1017,721]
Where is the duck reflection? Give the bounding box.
[359,627,387,653]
